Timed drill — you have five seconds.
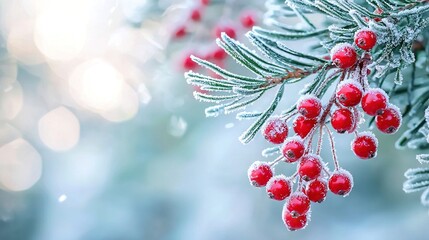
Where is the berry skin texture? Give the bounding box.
[293,116,317,138]
[336,81,363,107]
[263,117,288,144]
[282,137,305,163]
[240,13,256,28]
[331,108,354,133]
[266,175,292,201]
[297,95,322,119]
[283,210,308,231]
[328,169,353,196]
[298,154,322,181]
[361,88,388,116]
[375,105,402,134]
[352,132,378,159]
[354,29,377,51]
[248,161,273,187]
[330,43,358,69]
[305,179,328,203]
[286,193,311,216]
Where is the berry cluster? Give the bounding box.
[174,0,257,75]
[247,28,402,230]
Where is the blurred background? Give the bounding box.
[0,0,428,239]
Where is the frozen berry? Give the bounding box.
[286,192,311,216]
[266,175,292,200]
[240,12,256,28]
[190,8,202,21]
[182,54,198,70]
[331,108,354,133]
[354,29,377,51]
[330,43,358,69]
[298,154,322,181]
[352,131,378,159]
[293,116,317,138]
[305,178,328,203]
[361,88,388,116]
[262,117,288,144]
[282,137,305,163]
[201,0,210,5]
[297,95,322,119]
[282,210,308,231]
[336,80,363,107]
[248,161,273,187]
[375,105,402,134]
[174,26,186,38]
[211,47,227,60]
[328,169,353,196]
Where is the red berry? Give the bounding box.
[240,12,256,28]
[266,175,292,201]
[330,43,358,69]
[375,105,402,134]
[328,169,353,196]
[248,161,273,187]
[282,137,305,163]
[282,210,308,231]
[174,26,186,38]
[286,192,311,216]
[331,108,354,133]
[361,88,388,116]
[190,8,202,22]
[354,29,377,51]
[298,154,322,181]
[293,116,317,138]
[262,117,288,144]
[215,25,236,39]
[305,178,328,203]
[201,0,210,5]
[211,47,227,60]
[182,54,198,70]
[351,131,378,159]
[297,95,322,119]
[336,80,363,107]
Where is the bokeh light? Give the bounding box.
[38,106,80,151]
[69,58,124,112]
[0,138,42,191]
[34,0,89,61]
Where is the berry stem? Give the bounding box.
[269,155,285,167]
[316,125,323,155]
[324,126,339,170]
